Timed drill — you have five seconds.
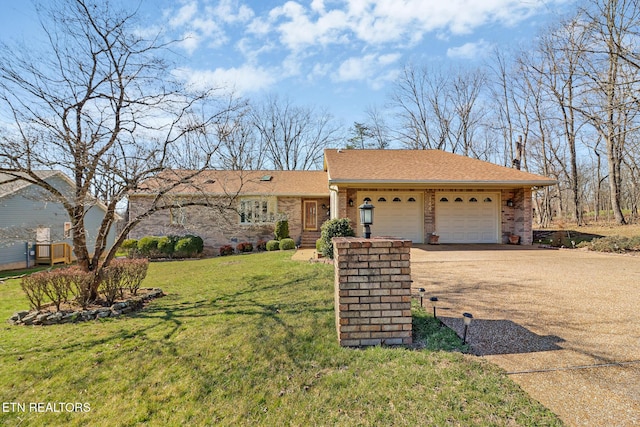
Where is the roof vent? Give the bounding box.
[205,179,216,184]
[260,175,272,181]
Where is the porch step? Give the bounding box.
[300,231,321,248]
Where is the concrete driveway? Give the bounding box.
[411,245,640,427]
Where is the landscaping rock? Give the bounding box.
[96,309,111,318]
[11,310,30,322]
[8,288,164,326]
[20,312,38,325]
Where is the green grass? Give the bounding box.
[0,252,562,426]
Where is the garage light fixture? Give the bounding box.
[506,199,514,207]
[348,198,354,207]
[418,288,425,307]
[358,201,374,238]
[462,312,473,344]
[430,296,439,318]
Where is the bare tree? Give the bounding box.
[0,0,243,297]
[364,105,391,149]
[251,95,341,170]
[449,68,487,157]
[390,63,452,150]
[526,18,589,225]
[576,0,640,224]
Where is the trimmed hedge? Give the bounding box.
[279,238,296,250]
[266,240,280,251]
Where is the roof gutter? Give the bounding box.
[327,179,557,187]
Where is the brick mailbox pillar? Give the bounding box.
[333,237,412,347]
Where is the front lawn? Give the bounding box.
[0,252,562,426]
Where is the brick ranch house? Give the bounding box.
[128,149,556,251]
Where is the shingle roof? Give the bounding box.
[324,149,556,187]
[0,171,61,199]
[133,169,329,197]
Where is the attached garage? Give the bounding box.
[436,192,499,243]
[357,192,424,243]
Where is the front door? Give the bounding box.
[303,201,318,230]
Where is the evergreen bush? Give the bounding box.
[266,240,280,251]
[319,218,355,259]
[279,238,296,250]
[274,219,290,240]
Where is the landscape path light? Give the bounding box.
[430,296,439,318]
[462,312,473,344]
[358,201,374,239]
[418,288,425,307]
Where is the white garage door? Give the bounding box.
[358,192,424,243]
[436,193,499,243]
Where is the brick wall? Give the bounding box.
[333,237,412,347]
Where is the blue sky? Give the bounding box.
[1,0,572,126]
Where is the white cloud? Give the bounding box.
[259,0,564,51]
[333,53,401,83]
[446,39,494,60]
[172,65,277,95]
[169,1,198,28]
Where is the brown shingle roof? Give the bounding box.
[133,169,329,197]
[324,149,556,187]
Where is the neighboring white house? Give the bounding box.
[0,171,118,271]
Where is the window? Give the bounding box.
[439,197,449,202]
[469,197,478,202]
[408,197,416,202]
[484,197,493,202]
[393,197,401,202]
[239,198,275,224]
[455,197,463,202]
[377,197,387,202]
[363,197,372,203]
[170,207,186,225]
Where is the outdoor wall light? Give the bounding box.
[348,198,354,207]
[358,201,374,239]
[418,288,426,307]
[462,312,473,344]
[506,199,514,207]
[430,296,439,318]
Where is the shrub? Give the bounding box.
[219,245,234,256]
[64,267,94,308]
[117,258,149,296]
[175,235,204,258]
[316,238,323,252]
[256,240,267,251]
[157,235,179,257]
[100,262,125,305]
[236,242,253,253]
[41,270,72,312]
[21,272,48,311]
[279,238,296,251]
[137,236,160,257]
[319,218,355,259]
[266,240,280,251]
[121,239,139,257]
[274,219,290,240]
[577,235,640,253]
